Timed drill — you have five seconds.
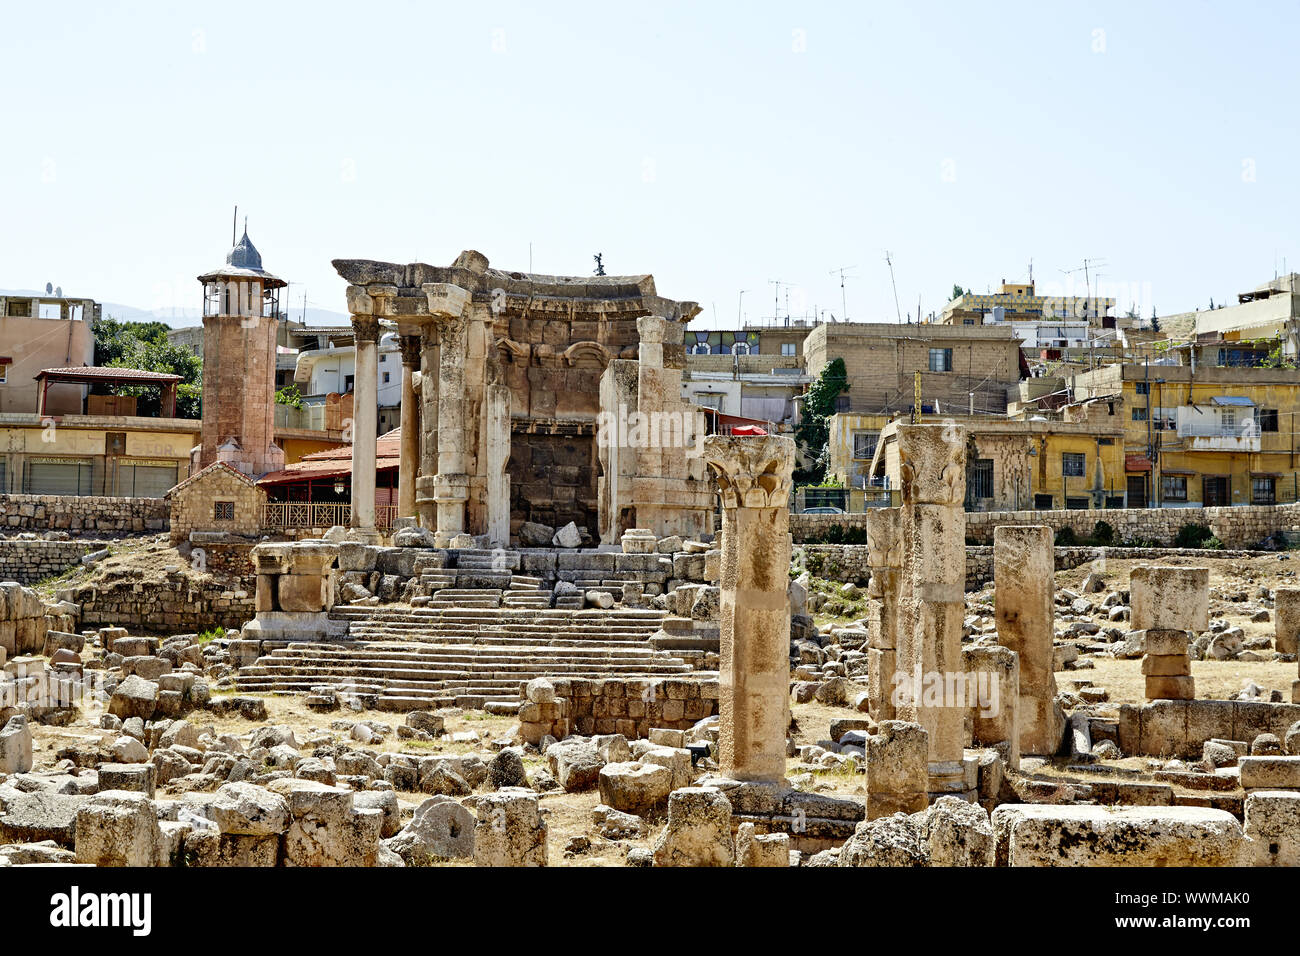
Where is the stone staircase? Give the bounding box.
[235,602,694,711]
[411,550,552,609]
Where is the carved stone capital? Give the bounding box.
[636,314,668,344]
[399,334,421,368]
[351,315,381,344]
[865,507,903,568]
[898,423,966,507]
[421,282,472,319]
[703,435,795,509]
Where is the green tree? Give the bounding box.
[794,357,848,483]
[90,316,202,418]
[951,284,966,300]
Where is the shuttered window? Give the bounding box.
[117,463,179,498]
[24,459,94,496]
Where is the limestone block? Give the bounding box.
[277,573,327,613]
[1129,566,1209,632]
[74,791,163,867]
[1239,755,1300,790]
[897,424,965,507]
[1274,588,1300,656]
[652,786,734,867]
[471,790,548,867]
[0,715,33,774]
[992,805,1242,866]
[211,782,290,837]
[1241,790,1300,866]
[108,674,158,720]
[866,720,928,819]
[1145,675,1195,701]
[598,761,673,815]
[735,822,790,867]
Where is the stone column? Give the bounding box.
[415,322,440,529]
[994,525,1062,756]
[865,508,902,722]
[894,423,974,801]
[422,283,473,547]
[485,383,511,547]
[397,332,421,523]
[349,315,380,543]
[703,434,795,784]
[1274,587,1300,657]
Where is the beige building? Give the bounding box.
[804,321,1023,417]
[0,291,98,414]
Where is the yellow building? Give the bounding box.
[1068,364,1300,507]
[862,415,1126,512]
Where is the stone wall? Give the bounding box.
[168,463,265,544]
[793,502,1300,549]
[0,494,168,534]
[61,573,254,634]
[0,540,109,585]
[518,676,719,742]
[800,542,1273,591]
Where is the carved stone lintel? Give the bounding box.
[702,435,795,510]
[421,282,472,319]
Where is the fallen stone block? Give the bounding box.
[992,804,1242,866]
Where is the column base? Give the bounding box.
[927,756,978,801]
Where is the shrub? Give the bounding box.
[1202,535,1225,550]
[1054,527,1078,546]
[1092,520,1115,546]
[1174,522,1214,549]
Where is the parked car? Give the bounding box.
[802,506,845,514]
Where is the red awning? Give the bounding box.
[729,424,768,436]
[1125,454,1152,472]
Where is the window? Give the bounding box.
[1162,476,1188,501]
[1253,477,1276,505]
[1221,408,1236,432]
[1062,452,1086,477]
[962,319,975,325]
[213,500,235,521]
[1259,408,1279,432]
[730,342,750,355]
[781,343,796,356]
[1132,407,1148,421]
[928,348,953,372]
[852,431,879,460]
[1065,497,1090,510]
[1034,494,1054,510]
[6,300,31,317]
[1134,381,1149,395]
[968,458,994,500]
[0,365,7,384]
[382,372,391,384]
[834,394,851,412]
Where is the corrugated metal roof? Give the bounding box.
[1210,395,1256,406]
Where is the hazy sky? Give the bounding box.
[2,1,1296,328]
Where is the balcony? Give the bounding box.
[1177,422,1261,452]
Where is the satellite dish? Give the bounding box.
[54,286,62,298]
[45,282,53,294]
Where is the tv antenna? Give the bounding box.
[884,251,903,323]
[768,279,787,325]
[829,266,856,323]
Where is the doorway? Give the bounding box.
[1202,475,1231,508]
[1126,474,1147,509]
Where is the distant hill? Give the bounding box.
[0,289,350,329]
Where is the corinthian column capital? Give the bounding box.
[703,435,795,510]
[897,423,966,507]
[351,315,381,344]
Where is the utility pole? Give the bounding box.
[737,289,748,325]
[885,252,903,323]
[768,279,785,326]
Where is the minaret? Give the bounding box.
[196,223,286,476]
